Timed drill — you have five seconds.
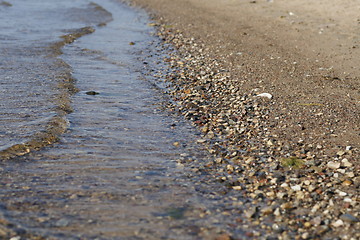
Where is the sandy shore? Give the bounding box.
[130,0,359,239]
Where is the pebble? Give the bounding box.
[332,219,344,227]
[261,206,273,215]
[55,218,70,227]
[341,158,352,167]
[85,91,99,95]
[336,190,347,197]
[337,150,346,156]
[340,213,359,223]
[327,161,340,169]
[256,93,273,99]
[291,185,301,191]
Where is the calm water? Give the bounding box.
[0,0,236,239]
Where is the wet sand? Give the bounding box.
[129,0,360,239]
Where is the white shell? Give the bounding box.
[256,93,273,99]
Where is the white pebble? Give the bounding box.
[332,219,344,227]
[291,185,301,191]
[342,158,353,167]
[327,161,340,169]
[10,237,21,240]
[256,92,273,99]
[336,190,347,196]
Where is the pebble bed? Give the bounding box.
[145,19,360,240]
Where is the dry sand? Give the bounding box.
[131,0,360,148]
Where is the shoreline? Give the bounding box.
[130,0,359,238]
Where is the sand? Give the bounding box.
[130,0,360,152]
[127,0,360,238]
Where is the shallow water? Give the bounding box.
[0,0,236,239]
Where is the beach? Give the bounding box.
[129,0,360,238]
[0,0,359,239]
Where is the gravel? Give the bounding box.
[142,20,360,239]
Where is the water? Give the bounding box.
[0,0,236,239]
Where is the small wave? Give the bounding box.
[0,27,97,160]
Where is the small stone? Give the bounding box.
[340,213,359,223]
[341,158,353,167]
[215,233,232,240]
[337,190,347,197]
[332,219,344,227]
[274,208,281,216]
[261,206,273,215]
[86,91,99,95]
[342,180,352,186]
[276,192,286,199]
[215,158,223,164]
[281,202,293,210]
[337,150,346,156]
[173,142,180,147]
[308,185,316,192]
[312,216,322,226]
[302,232,310,239]
[304,221,312,228]
[245,207,258,218]
[291,185,301,191]
[55,218,70,227]
[327,161,340,169]
[9,237,21,240]
[256,92,273,99]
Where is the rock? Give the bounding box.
[85,91,99,95]
[245,207,258,218]
[261,206,273,215]
[340,213,359,223]
[311,216,322,226]
[342,180,352,186]
[337,150,346,156]
[341,158,352,167]
[256,93,273,99]
[327,161,340,169]
[336,190,347,197]
[215,233,232,240]
[291,185,301,191]
[274,208,281,216]
[332,219,344,227]
[55,218,70,227]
